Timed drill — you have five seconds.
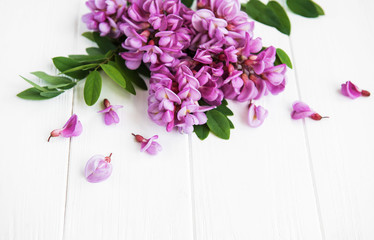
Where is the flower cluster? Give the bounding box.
[83,0,288,132]
[82,0,127,38]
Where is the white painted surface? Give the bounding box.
[1,0,373,240]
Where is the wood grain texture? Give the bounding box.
[290,0,374,239]
[1,0,374,239]
[0,0,79,239]
[62,3,193,239]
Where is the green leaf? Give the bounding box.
[68,54,106,63]
[17,88,46,100]
[286,0,323,18]
[31,71,72,85]
[93,32,117,52]
[227,118,235,129]
[86,47,104,55]
[62,63,98,74]
[82,32,95,41]
[245,0,291,35]
[137,63,151,78]
[221,99,228,106]
[276,48,293,68]
[20,76,48,92]
[40,91,64,98]
[206,110,230,140]
[116,55,148,90]
[181,0,193,7]
[46,82,77,90]
[101,63,127,89]
[110,58,136,95]
[52,57,89,79]
[194,124,210,140]
[216,104,234,116]
[314,2,324,15]
[267,1,291,35]
[57,82,77,90]
[84,70,102,106]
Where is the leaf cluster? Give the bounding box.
[243,0,324,35]
[17,32,150,106]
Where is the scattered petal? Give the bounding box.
[85,153,113,183]
[291,101,328,121]
[98,99,123,125]
[341,81,370,99]
[248,103,268,127]
[132,133,162,155]
[48,114,82,142]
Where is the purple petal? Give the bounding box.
[145,142,163,155]
[341,81,362,99]
[99,22,111,36]
[291,101,315,120]
[85,155,112,183]
[104,110,120,125]
[165,88,182,104]
[248,104,268,127]
[61,114,82,138]
[237,81,258,102]
[140,135,161,155]
[98,106,112,113]
[71,120,83,137]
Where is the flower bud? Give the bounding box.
[361,90,371,97]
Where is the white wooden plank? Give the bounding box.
[289,0,374,239]
[62,2,194,239]
[190,22,323,240]
[0,0,79,239]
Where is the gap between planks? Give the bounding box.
[288,36,326,240]
[62,4,81,240]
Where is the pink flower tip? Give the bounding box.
[133,133,162,155]
[310,113,329,121]
[48,114,82,142]
[361,90,371,97]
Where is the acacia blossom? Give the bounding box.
[132,134,162,155]
[248,103,268,127]
[189,0,286,105]
[291,101,328,121]
[98,99,123,125]
[85,154,113,183]
[82,0,289,134]
[48,114,82,141]
[148,64,214,133]
[341,81,370,99]
[119,0,194,70]
[82,0,126,38]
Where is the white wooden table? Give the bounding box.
[1,0,374,239]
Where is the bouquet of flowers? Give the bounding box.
[17,0,295,140]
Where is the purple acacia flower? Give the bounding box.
[83,0,126,38]
[291,101,328,121]
[248,103,268,127]
[48,114,82,142]
[132,134,162,155]
[193,49,213,64]
[245,47,276,75]
[85,154,113,183]
[341,81,370,99]
[223,46,238,66]
[98,99,123,125]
